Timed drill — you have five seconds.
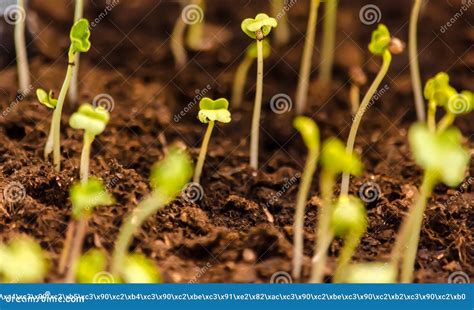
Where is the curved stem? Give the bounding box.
[80,133,93,184]
[349,85,360,115]
[111,193,170,276]
[186,0,205,50]
[333,229,364,283]
[171,14,188,69]
[193,121,214,184]
[295,0,321,115]
[437,112,455,133]
[271,0,290,46]
[69,0,84,105]
[15,0,31,93]
[250,38,264,169]
[318,0,338,86]
[292,148,319,281]
[231,56,254,109]
[340,50,392,196]
[409,0,426,122]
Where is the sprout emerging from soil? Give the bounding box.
[311,138,362,283]
[340,24,403,197]
[295,0,321,115]
[47,18,91,171]
[194,98,231,184]
[111,148,193,277]
[14,0,31,93]
[344,263,396,283]
[271,0,290,46]
[36,88,58,160]
[0,237,49,283]
[122,254,162,283]
[292,116,320,281]
[231,41,271,109]
[69,0,85,105]
[348,66,367,115]
[241,13,278,169]
[186,0,206,51]
[69,103,110,182]
[318,0,338,86]
[391,123,469,283]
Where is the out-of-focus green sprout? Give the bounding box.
[231,41,271,109]
[75,249,108,283]
[311,138,362,283]
[69,103,110,183]
[69,0,85,105]
[111,148,193,277]
[37,89,58,161]
[409,0,425,122]
[122,254,162,283]
[270,0,290,46]
[392,123,469,282]
[348,66,367,115]
[344,263,396,283]
[330,195,367,282]
[0,237,48,283]
[340,24,403,197]
[318,0,338,86]
[186,0,206,51]
[194,98,231,184]
[292,116,320,281]
[241,13,278,169]
[14,0,30,93]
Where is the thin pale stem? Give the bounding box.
[44,120,54,161]
[186,0,204,50]
[318,0,338,86]
[64,216,88,283]
[193,121,215,184]
[427,100,436,132]
[409,0,426,122]
[69,0,84,105]
[15,0,31,93]
[292,148,319,281]
[271,0,290,46]
[340,50,392,196]
[231,56,254,109]
[295,0,321,115]
[171,15,188,69]
[58,221,76,274]
[80,134,93,184]
[349,85,360,115]
[250,38,264,169]
[437,113,455,133]
[333,230,364,282]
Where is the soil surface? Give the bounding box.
[0,0,473,283]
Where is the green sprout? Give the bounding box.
[295,0,321,115]
[344,263,396,283]
[271,0,290,46]
[0,237,49,283]
[409,0,426,122]
[122,254,162,283]
[111,148,193,277]
[348,66,367,115]
[69,0,85,105]
[311,138,362,283]
[13,0,30,93]
[291,116,320,281]
[186,0,206,51]
[241,13,278,169]
[194,98,231,184]
[391,123,469,282]
[75,249,108,283]
[340,24,403,197]
[36,88,58,161]
[46,18,91,171]
[171,6,188,69]
[330,195,367,282]
[69,103,110,183]
[62,178,114,283]
[318,0,338,86]
[231,41,271,109]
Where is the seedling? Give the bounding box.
[186,0,205,51]
[271,0,290,46]
[122,254,162,283]
[36,88,58,160]
[69,0,85,105]
[231,41,271,109]
[348,66,367,115]
[295,0,321,115]
[194,98,231,183]
[292,116,320,280]
[340,24,403,196]
[69,103,110,183]
[311,138,362,283]
[14,0,31,93]
[241,13,278,169]
[344,263,396,283]
[47,18,91,171]
[75,249,108,283]
[61,178,114,282]
[318,0,338,86]
[111,148,193,276]
[391,123,469,282]
[0,237,48,283]
[171,8,188,68]
[409,0,426,122]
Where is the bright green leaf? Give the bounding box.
[241,13,278,39]
[293,116,320,151]
[330,195,367,237]
[122,253,162,283]
[424,72,457,108]
[69,177,114,219]
[246,40,271,59]
[70,18,91,55]
[69,103,110,136]
[76,249,108,283]
[368,24,391,56]
[345,263,397,283]
[198,97,231,124]
[321,138,363,176]
[36,88,58,109]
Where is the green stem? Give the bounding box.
[295,0,321,115]
[250,38,264,169]
[171,14,188,68]
[271,0,290,46]
[437,112,455,133]
[340,50,392,196]
[186,0,205,50]
[69,0,84,105]
[111,192,170,276]
[427,99,437,132]
[14,0,30,93]
[44,120,54,161]
[333,229,364,282]
[292,148,319,281]
[193,121,214,184]
[310,170,335,283]
[80,133,93,184]
[409,0,426,122]
[231,56,254,109]
[318,0,338,86]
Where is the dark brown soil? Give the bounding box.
[0,0,473,283]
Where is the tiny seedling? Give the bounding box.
[47,18,91,171]
[75,249,108,283]
[391,123,469,282]
[171,7,188,68]
[295,0,321,115]
[344,263,396,283]
[231,40,271,109]
[340,24,403,196]
[111,148,193,277]
[61,178,114,283]
[69,0,85,105]
[271,0,290,46]
[292,116,320,281]
[241,13,278,169]
[318,0,338,86]
[311,138,362,283]
[69,103,110,183]
[194,98,231,183]
[14,0,31,93]
[36,88,58,161]
[122,254,162,283]
[348,66,367,115]
[186,0,205,51]
[0,237,48,283]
